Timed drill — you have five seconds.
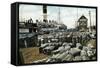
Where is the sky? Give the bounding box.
[19,4,96,28]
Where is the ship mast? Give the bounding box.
[75,8,78,29]
[75,8,78,28]
[58,8,61,24]
[89,11,92,32]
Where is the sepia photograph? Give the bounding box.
[18,3,97,64]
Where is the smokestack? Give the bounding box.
[43,5,47,22]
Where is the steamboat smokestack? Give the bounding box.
[43,5,47,22]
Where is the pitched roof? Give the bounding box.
[78,15,88,22]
